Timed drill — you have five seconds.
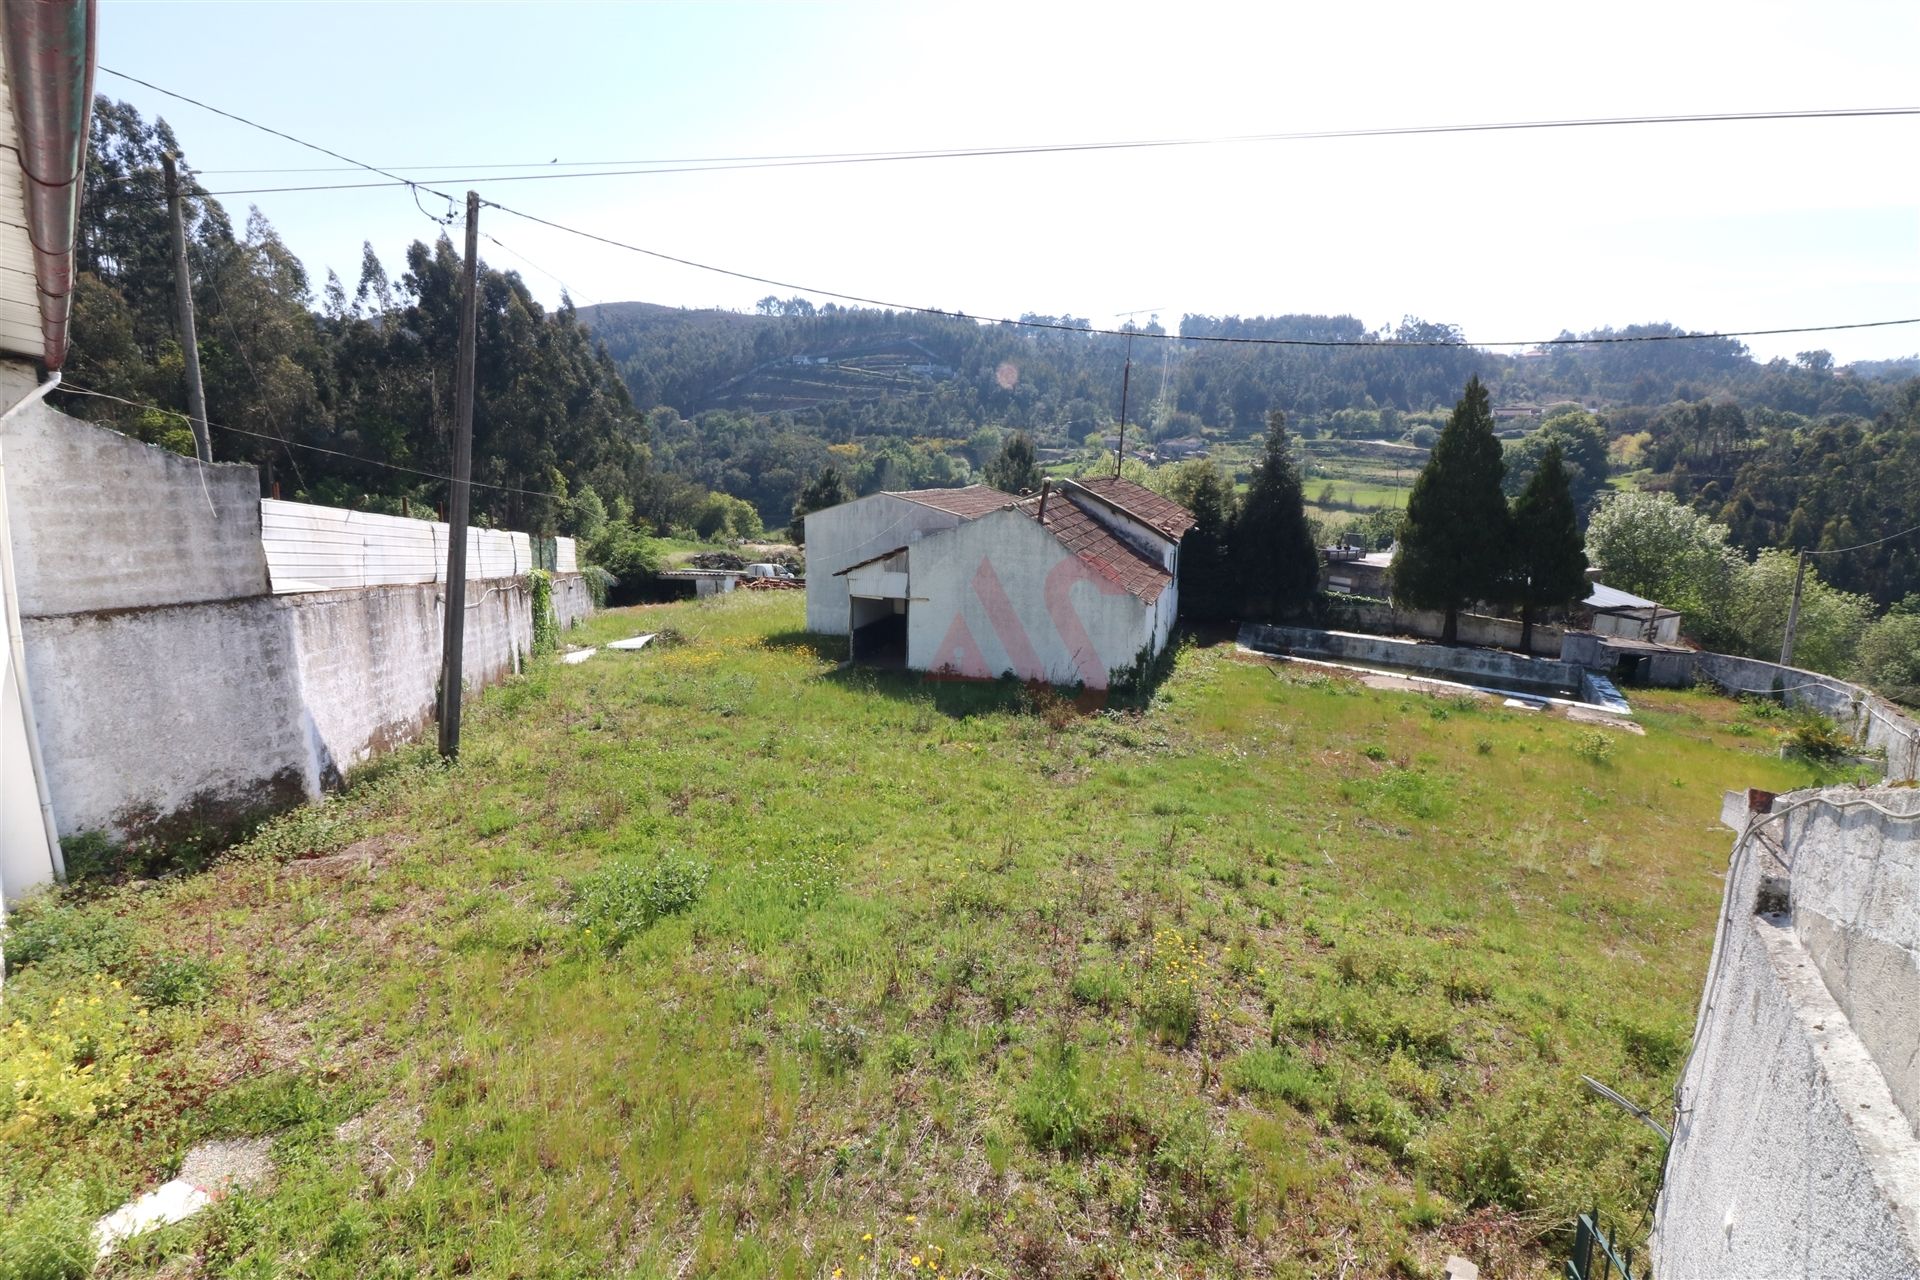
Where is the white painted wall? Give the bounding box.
[904,510,1156,690]
[1,364,61,905]
[804,493,965,634]
[1656,788,1920,1278]
[261,499,546,592]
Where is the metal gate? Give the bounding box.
[1565,1209,1640,1280]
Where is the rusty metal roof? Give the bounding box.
[1018,491,1173,604]
[1066,476,1196,540]
[890,484,1018,519]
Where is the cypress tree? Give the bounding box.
[788,466,852,544]
[1236,410,1320,620]
[984,431,1042,493]
[1508,443,1589,652]
[1170,460,1238,621]
[1392,376,1510,644]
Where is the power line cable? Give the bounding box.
[95,67,1920,350]
[103,104,1920,195]
[1803,520,1920,556]
[100,66,461,205]
[481,198,1920,349]
[58,384,570,502]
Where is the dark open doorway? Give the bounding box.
[850,597,908,668]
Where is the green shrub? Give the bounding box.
[529,568,558,655]
[1139,930,1205,1047]
[137,954,218,1008]
[1227,1047,1327,1111]
[576,854,711,946]
[1572,731,1615,764]
[1016,1039,1094,1154]
[1782,712,1854,762]
[1070,961,1129,1013]
[0,975,143,1139]
[2,901,133,977]
[0,1177,92,1280]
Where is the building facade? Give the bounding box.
[808,477,1194,691]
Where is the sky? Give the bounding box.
[95,0,1920,364]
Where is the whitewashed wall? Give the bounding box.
[905,510,1156,690]
[260,499,575,594]
[804,493,967,634]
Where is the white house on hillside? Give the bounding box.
[804,477,1195,690]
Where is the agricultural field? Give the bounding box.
[0,593,1847,1279]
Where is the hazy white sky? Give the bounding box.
[98,0,1920,362]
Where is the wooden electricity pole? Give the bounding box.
[161,153,211,463]
[437,192,481,760]
[1114,331,1134,478]
[1779,547,1809,669]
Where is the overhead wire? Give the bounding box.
[83,92,1920,194]
[58,384,570,502]
[176,102,1920,178]
[95,66,1920,351]
[479,198,1920,349]
[1802,520,1920,556]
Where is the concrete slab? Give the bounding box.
[93,1135,273,1258]
[560,648,597,665]
[606,634,657,652]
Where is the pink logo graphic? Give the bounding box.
[929,551,1134,706]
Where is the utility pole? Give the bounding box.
[162,153,211,463]
[1779,548,1809,669]
[437,192,481,760]
[1114,330,1133,478]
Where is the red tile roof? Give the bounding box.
[891,484,1018,519]
[1067,476,1196,540]
[1018,491,1174,604]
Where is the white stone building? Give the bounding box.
[805,477,1194,690]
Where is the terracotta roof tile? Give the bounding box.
[890,484,1018,519]
[1068,476,1197,540]
[1018,492,1174,604]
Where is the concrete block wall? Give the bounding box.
[1239,622,1584,692]
[3,397,268,615]
[1,403,593,865]
[1656,788,1920,1277]
[21,598,317,845]
[1693,652,1920,782]
[551,571,593,629]
[1317,598,1565,657]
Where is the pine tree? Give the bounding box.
[1393,376,1511,644]
[789,466,852,544]
[1167,460,1238,621]
[984,431,1042,493]
[1508,443,1589,652]
[1236,410,1320,620]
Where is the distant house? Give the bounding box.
[805,478,1196,690]
[1322,543,1394,597]
[1584,581,1682,645]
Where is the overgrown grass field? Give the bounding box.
[1,593,1841,1278]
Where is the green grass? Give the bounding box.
[0,594,1840,1278]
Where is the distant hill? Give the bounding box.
[578,300,1914,445]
